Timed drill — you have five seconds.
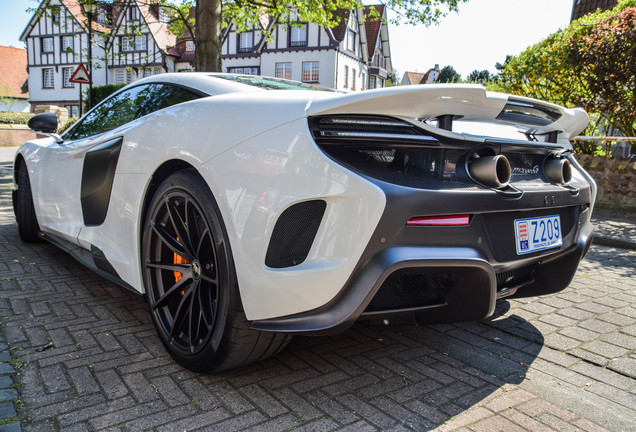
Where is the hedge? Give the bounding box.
[84,84,126,112]
[0,112,35,125]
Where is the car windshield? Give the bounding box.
[212,74,334,92]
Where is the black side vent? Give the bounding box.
[265,200,327,269]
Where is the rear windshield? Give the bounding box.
[212,74,334,92]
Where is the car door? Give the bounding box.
[33,84,154,245]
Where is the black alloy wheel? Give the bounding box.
[145,186,220,355]
[143,169,291,372]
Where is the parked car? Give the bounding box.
[14,73,595,372]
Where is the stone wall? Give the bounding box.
[0,125,36,147]
[575,154,636,211]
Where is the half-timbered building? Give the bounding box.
[221,6,392,91]
[21,0,393,113]
[20,0,111,116]
[108,0,177,84]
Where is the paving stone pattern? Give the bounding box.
[0,159,634,431]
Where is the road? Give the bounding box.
[0,149,634,431]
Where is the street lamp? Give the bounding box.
[83,2,98,111]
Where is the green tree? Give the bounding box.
[466,69,491,84]
[32,0,469,74]
[194,0,469,72]
[435,65,461,83]
[491,0,636,137]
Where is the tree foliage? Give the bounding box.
[193,0,468,71]
[435,65,461,83]
[31,0,469,74]
[466,69,491,84]
[491,0,636,137]
[569,5,636,137]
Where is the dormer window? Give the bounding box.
[159,7,170,24]
[185,40,195,52]
[128,7,138,21]
[96,8,107,24]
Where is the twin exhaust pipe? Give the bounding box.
[465,153,571,189]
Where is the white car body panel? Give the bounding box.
[200,119,386,320]
[15,73,594,324]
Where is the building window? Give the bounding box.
[122,36,132,52]
[228,67,259,75]
[347,28,356,53]
[344,65,349,88]
[61,35,73,52]
[128,7,138,21]
[302,62,319,83]
[122,35,146,52]
[43,68,54,88]
[159,7,170,24]
[144,67,162,77]
[185,40,195,52]
[65,105,79,118]
[63,67,74,88]
[275,63,292,80]
[352,69,356,90]
[115,68,134,85]
[238,32,253,53]
[361,72,365,90]
[96,8,107,24]
[290,24,307,47]
[369,76,376,89]
[42,37,54,53]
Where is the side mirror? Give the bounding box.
[28,112,64,143]
[28,112,58,133]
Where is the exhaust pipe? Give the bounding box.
[544,158,572,185]
[468,155,511,189]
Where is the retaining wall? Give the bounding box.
[576,154,636,211]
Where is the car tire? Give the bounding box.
[142,169,291,372]
[15,162,42,243]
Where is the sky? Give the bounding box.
[0,0,574,79]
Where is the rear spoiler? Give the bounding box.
[306,84,589,140]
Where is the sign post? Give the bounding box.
[70,63,91,116]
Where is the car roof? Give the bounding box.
[131,73,329,97]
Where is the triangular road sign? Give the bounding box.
[70,63,91,84]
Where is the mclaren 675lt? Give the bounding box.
[14,73,595,372]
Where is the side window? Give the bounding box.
[136,84,200,118]
[69,85,152,140]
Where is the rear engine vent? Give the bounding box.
[265,200,326,269]
[310,115,568,192]
[364,270,458,313]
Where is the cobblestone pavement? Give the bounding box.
[0,158,635,431]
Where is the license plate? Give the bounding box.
[514,215,563,255]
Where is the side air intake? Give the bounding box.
[265,200,327,269]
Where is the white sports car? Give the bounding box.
[14,73,595,372]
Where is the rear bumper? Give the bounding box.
[251,221,594,334]
[251,169,596,335]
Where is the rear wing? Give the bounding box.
[306,84,589,140]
